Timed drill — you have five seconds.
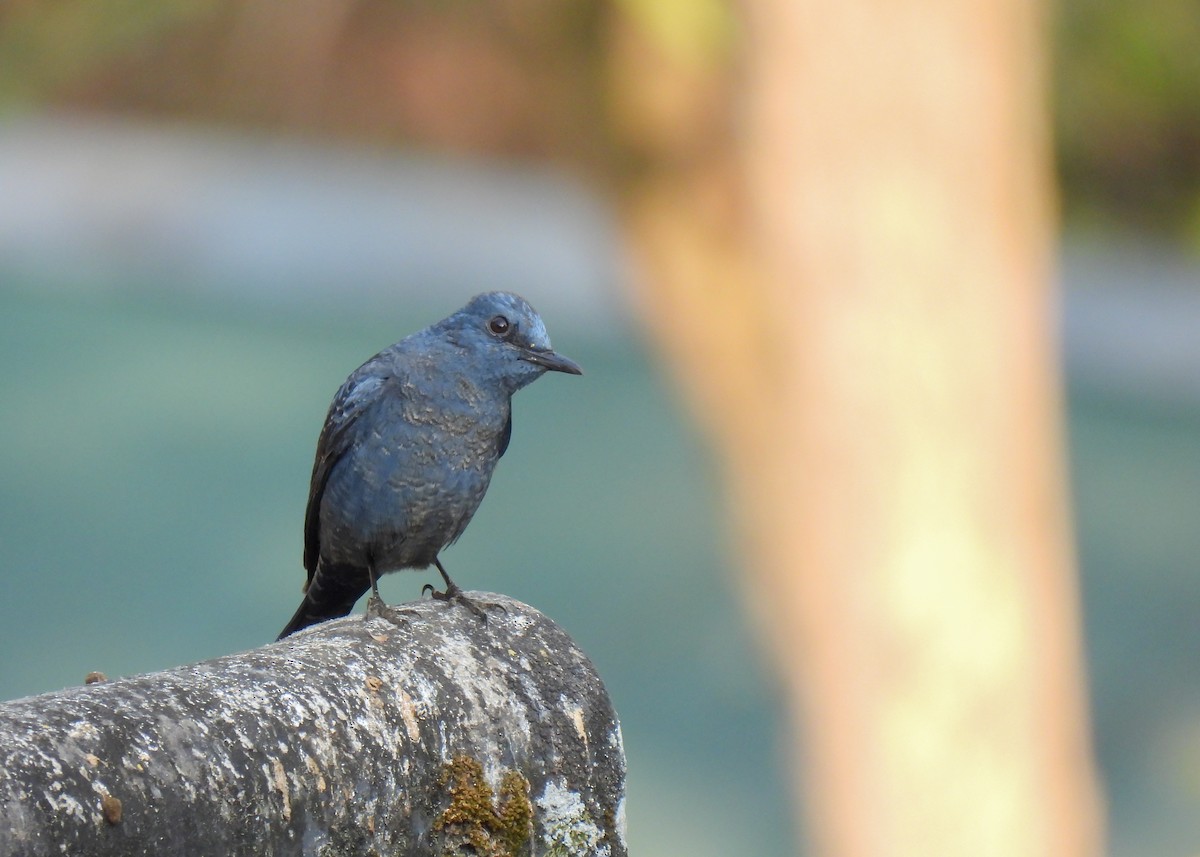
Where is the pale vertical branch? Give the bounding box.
[613,0,1103,853]
[738,0,1102,853]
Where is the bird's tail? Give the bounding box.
[277,563,371,640]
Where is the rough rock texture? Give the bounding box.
[0,593,626,857]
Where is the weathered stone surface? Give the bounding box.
[0,593,626,857]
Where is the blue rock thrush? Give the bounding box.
[277,292,581,639]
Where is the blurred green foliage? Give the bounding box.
[613,0,734,69]
[0,0,212,107]
[2,0,1199,248]
[1055,0,1200,248]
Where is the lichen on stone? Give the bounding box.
[434,755,532,857]
[536,781,609,857]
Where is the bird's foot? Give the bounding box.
[421,582,487,620]
[365,592,417,629]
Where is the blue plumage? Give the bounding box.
[278,292,581,639]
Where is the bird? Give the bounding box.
[277,291,582,639]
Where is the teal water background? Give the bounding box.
[0,283,789,855]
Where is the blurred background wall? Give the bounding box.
[1,2,1198,855]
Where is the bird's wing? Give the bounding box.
[497,412,512,459]
[302,372,390,582]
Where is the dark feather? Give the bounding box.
[302,373,390,583]
[278,562,371,639]
[497,413,512,459]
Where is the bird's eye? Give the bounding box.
[488,315,511,337]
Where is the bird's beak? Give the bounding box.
[521,347,583,375]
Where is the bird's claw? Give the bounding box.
[423,581,487,620]
[365,593,416,629]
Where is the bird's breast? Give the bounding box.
[317,390,508,569]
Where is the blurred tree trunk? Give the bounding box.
[611,1,1104,855]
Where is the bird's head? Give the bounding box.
[441,291,583,393]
